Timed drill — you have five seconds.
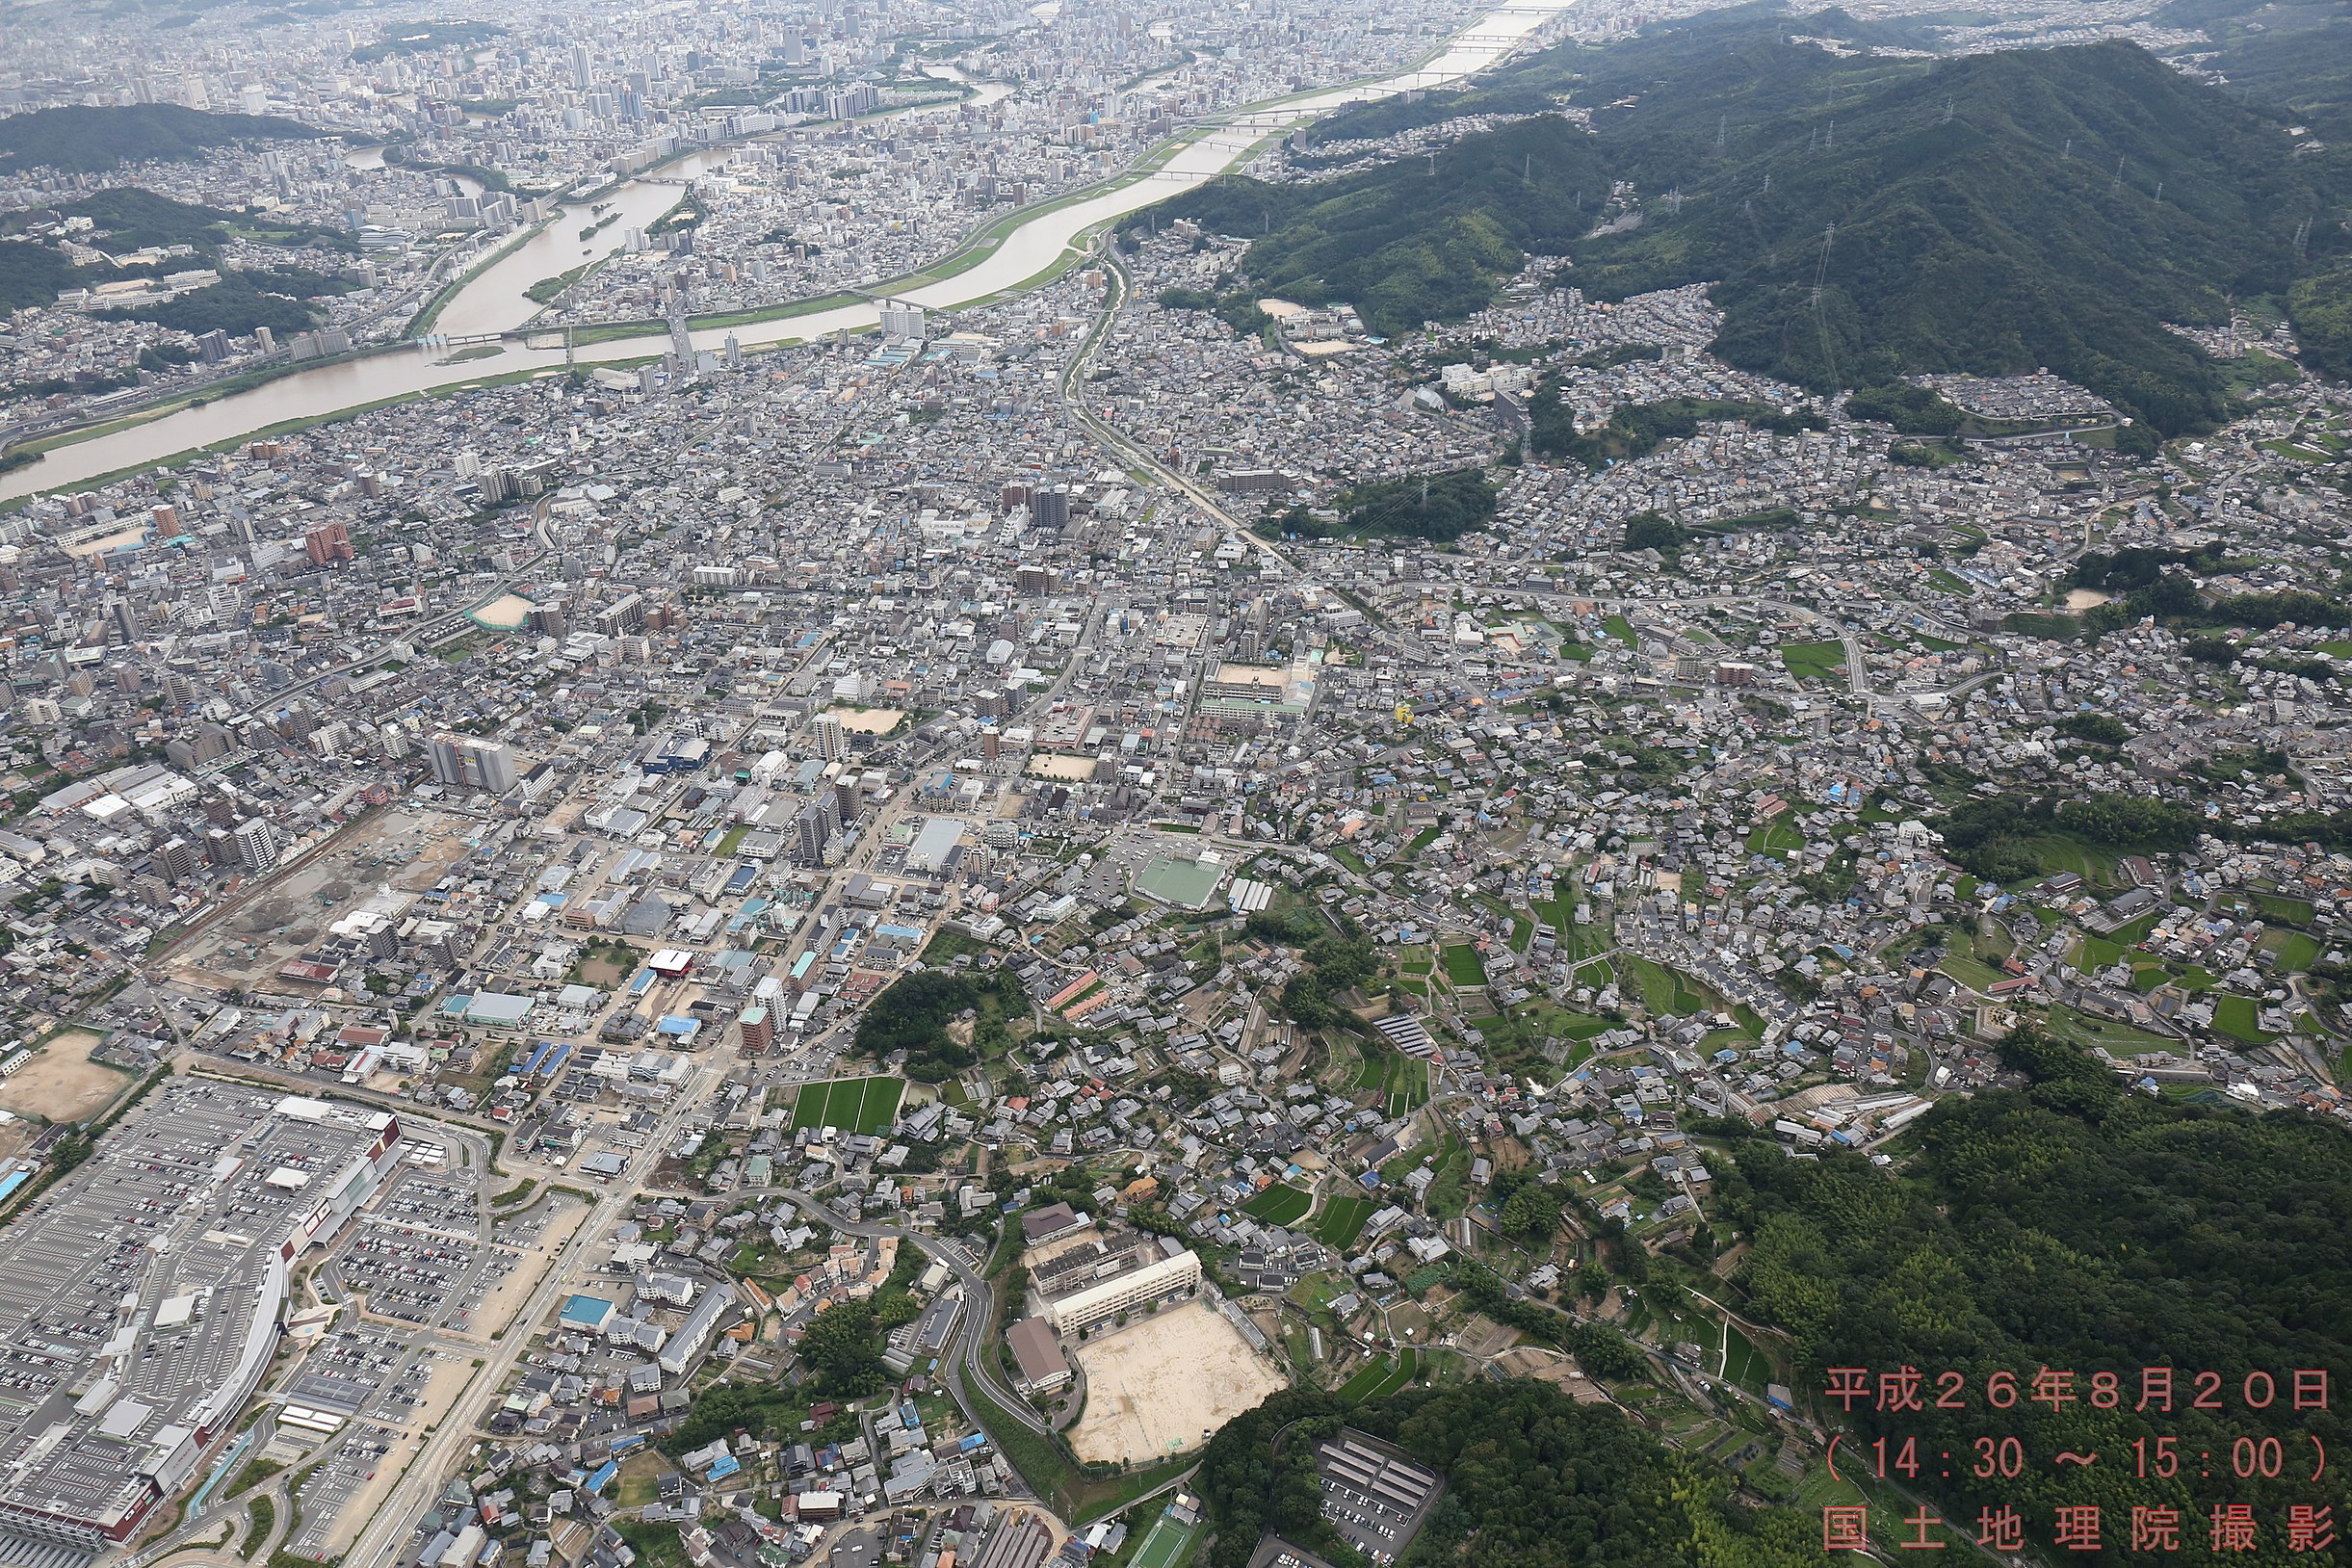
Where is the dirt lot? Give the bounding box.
[1493,1346,1611,1402]
[462,1197,588,1343]
[166,806,477,992]
[1070,1302,1286,1465]
[1451,1313,1520,1359]
[826,706,905,735]
[0,1030,131,1123]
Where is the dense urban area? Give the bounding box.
[0,0,2348,1564]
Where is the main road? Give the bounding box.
[330,1065,716,1568]
[4,0,1573,503]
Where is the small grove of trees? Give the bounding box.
[1270,468,1499,543]
[2054,712,2131,746]
[1843,381,1969,432]
[1621,510,1686,553]
[1531,394,1823,469]
[1932,791,2204,884]
[1486,1165,1568,1247]
[797,1299,888,1397]
[1272,928,1378,1032]
[2063,543,2346,638]
[853,965,1025,1081]
[1155,284,1272,337]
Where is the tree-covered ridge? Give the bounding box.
[1579,39,2336,435]
[0,189,355,326]
[96,274,322,338]
[1192,1381,1829,1568]
[349,19,507,62]
[1710,1053,2351,1560]
[2157,0,2352,141]
[1141,13,2351,434]
[0,104,325,173]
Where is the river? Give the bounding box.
[4,0,1570,502]
[919,64,1014,111]
[426,145,735,339]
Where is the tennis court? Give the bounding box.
[1131,1509,1199,1568]
[788,1076,906,1135]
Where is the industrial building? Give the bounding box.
[0,1084,400,1563]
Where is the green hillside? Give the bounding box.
[2156,0,2352,139]
[0,104,324,173]
[1716,1029,2352,1548]
[1192,1380,1828,1568]
[1140,13,2351,433]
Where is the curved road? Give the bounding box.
[751,1188,1054,1447]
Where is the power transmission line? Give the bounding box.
[1811,223,1839,387]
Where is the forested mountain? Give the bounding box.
[1140,12,2351,433]
[0,103,324,173]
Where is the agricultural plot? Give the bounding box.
[1242,1183,1314,1226]
[1357,1048,1428,1118]
[1339,1348,1422,1404]
[2211,995,2274,1045]
[1779,640,1847,682]
[1439,945,1487,986]
[1572,956,1618,992]
[1369,1051,1428,1118]
[1722,1323,1772,1397]
[2262,929,2320,973]
[1621,954,1712,1016]
[1315,1193,1373,1250]
[1387,1056,1428,1118]
[788,1076,905,1136]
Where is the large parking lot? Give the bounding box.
[327,1166,518,1327]
[1314,1431,1440,1566]
[288,1421,400,1558]
[284,1324,432,1423]
[334,1225,499,1327]
[377,1167,481,1236]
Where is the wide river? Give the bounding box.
[5,0,1569,501]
